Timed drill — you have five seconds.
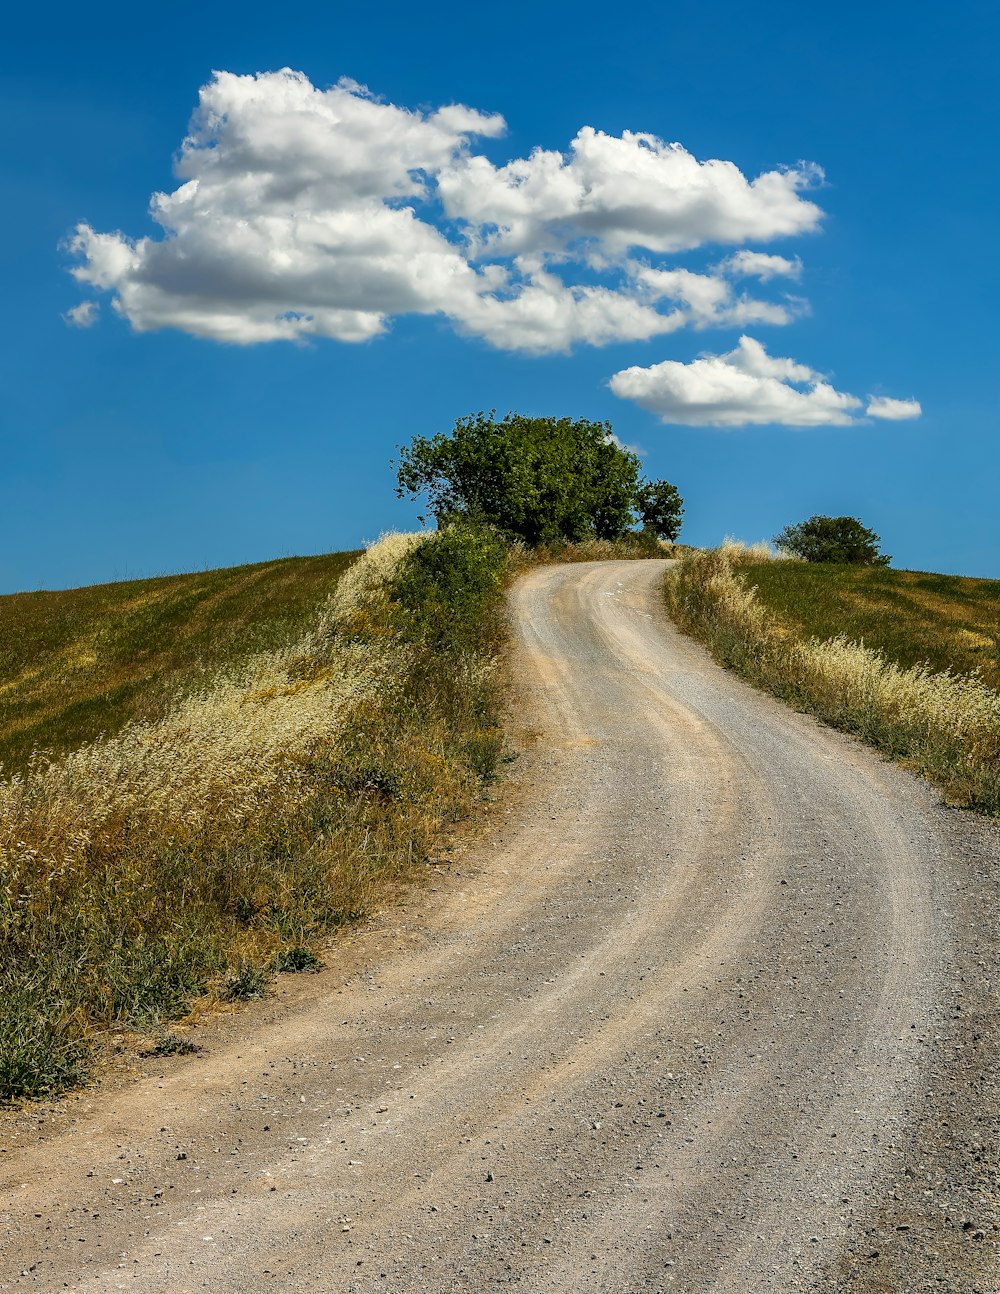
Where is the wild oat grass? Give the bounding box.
[719,537,794,564]
[666,547,1000,815]
[0,530,509,1102]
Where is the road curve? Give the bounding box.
[2,560,998,1292]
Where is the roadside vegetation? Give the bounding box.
[742,559,1000,691]
[0,529,509,1103]
[665,544,1000,816]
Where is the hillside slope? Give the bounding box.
[741,559,1000,689]
[0,552,359,773]
[0,531,508,1102]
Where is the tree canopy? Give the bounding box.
[395,411,682,547]
[774,515,891,566]
[636,478,684,542]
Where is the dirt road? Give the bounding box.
[2,560,998,1292]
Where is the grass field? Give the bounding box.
[0,553,359,774]
[741,561,1000,690]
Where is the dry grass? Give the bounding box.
[665,547,1000,816]
[0,530,509,1103]
[514,534,677,568]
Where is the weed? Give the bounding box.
[274,947,323,973]
[141,1033,201,1057]
[224,964,271,1001]
[0,980,89,1104]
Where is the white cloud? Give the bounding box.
[608,336,916,428]
[68,71,500,345]
[454,261,691,353]
[605,431,646,456]
[65,68,823,353]
[715,250,803,281]
[628,262,805,329]
[439,129,823,257]
[866,395,922,420]
[70,201,480,344]
[63,300,99,328]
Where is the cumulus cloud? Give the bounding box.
[715,250,803,281]
[609,336,920,428]
[438,129,823,258]
[65,68,824,353]
[866,395,922,420]
[628,262,806,329]
[63,300,99,328]
[68,71,500,345]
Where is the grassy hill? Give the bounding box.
[0,553,359,774]
[740,561,1000,690]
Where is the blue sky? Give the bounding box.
[3,0,997,591]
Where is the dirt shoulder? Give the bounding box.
[1,560,997,1292]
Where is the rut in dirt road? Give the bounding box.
[2,560,997,1293]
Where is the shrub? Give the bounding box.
[274,947,322,973]
[389,524,508,653]
[774,515,891,565]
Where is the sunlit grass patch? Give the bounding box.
[739,560,1000,689]
[0,552,360,775]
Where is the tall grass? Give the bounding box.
[0,529,509,1103]
[666,545,1000,815]
[526,533,678,564]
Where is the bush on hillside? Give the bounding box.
[774,515,891,566]
[636,478,684,541]
[389,524,508,653]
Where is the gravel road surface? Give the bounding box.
[2,559,998,1292]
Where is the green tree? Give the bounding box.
[774,515,891,566]
[636,478,684,541]
[395,411,679,547]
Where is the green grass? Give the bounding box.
[0,552,359,774]
[741,562,1000,689]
